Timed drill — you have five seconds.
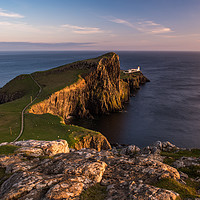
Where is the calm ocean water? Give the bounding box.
[0,51,200,148]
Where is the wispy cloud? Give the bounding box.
[109,18,134,28]
[0,21,39,32]
[61,24,103,34]
[0,42,96,50]
[0,8,24,18]
[137,20,172,34]
[109,17,172,34]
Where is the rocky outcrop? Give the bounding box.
[74,134,111,151]
[121,72,150,95]
[29,53,149,119]
[129,182,178,200]
[2,140,199,199]
[9,139,69,156]
[173,156,200,169]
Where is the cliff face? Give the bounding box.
[29,53,149,119]
[121,72,150,96]
[74,134,111,151]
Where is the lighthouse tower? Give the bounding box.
[137,66,140,71]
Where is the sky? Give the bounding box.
[0,0,200,51]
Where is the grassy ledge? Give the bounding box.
[0,145,20,155]
[0,54,114,145]
[161,149,200,165]
[153,178,200,199]
[160,149,200,199]
[80,184,107,200]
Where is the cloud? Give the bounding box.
[109,17,172,34]
[0,8,24,18]
[109,18,134,28]
[137,20,172,34]
[0,42,96,50]
[0,21,39,32]
[61,24,103,34]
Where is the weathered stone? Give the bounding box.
[74,134,111,151]
[0,171,63,200]
[129,181,179,200]
[10,139,69,156]
[142,141,179,155]
[15,147,44,157]
[173,156,200,168]
[45,178,84,200]
[120,145,140,156]
[0,141,199,199]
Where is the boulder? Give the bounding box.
[10,139,69,156]
[129,181,179,200]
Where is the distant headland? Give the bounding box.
[0,52,149,149]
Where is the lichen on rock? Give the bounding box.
[1,140,198,199]
[10,139,69,156]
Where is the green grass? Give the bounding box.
[0,53,114,146]
[0,145,19,155]
[161,149,200,199]
[80,184,107,200]
[185,178,200,191]
[0,75,39,142]
[161,149,200,165]
[153,178,200,199]
[0,59,94,143]
[17,113,101,148]
[179,166,200,179]
[32,69,89,104]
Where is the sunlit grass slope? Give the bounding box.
[0,54,110,145]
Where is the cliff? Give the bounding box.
[0,52,148,151]
[29,53,149,119]
[0,140,199,199]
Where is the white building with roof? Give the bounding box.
[123,66,141,74]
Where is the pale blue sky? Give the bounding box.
[0,0,200,50]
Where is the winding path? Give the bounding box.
[13,74,42,142]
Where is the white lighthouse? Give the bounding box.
[137,66,140,71]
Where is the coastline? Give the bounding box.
[0,52,149,150]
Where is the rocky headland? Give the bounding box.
[28,53,149,119]
[0,140,199,199]
[0,52,149,150]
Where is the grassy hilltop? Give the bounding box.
[0,53,114,146]
[0,52,146,149]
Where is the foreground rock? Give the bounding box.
[0,140,199,199]
[129,182,178,200]
[10,139,69,156]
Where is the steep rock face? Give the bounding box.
[74,134,111,151]
[29,53,148,119]
[121,72,150,96]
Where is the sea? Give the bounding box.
[0,51,200,148]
